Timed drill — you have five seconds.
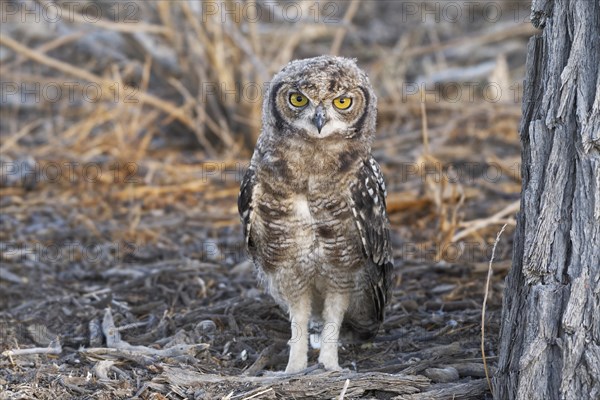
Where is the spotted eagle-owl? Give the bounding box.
[238,56,393,373]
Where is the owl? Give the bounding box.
[238,56,393,373]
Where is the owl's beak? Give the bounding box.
[312,104,327,133]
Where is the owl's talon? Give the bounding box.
[325,364,343,372]
[316,362,351,373]
[284,364,307,375]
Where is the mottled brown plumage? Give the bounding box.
[238,56,393,373]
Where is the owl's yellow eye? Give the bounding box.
[289,93,308,107]
[333,96,352,110]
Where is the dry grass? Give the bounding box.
[0,1,533,398]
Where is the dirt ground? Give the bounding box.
[0,1,533,398]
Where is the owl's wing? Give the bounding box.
[349,157,393,322]
[238,166,256,249]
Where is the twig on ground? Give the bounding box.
[2,339,62,358]
[241,387,274,400]
[338,378,350,399]
[97,308,209,358]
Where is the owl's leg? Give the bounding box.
[285,292,311,374]
[318,292,350,371]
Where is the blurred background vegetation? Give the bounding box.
[1,1,535,396]
[1,0,533,261]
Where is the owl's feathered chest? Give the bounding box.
[248,146,367,276]
[257,136,367,193]
[249,178,365,277]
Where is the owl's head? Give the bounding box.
[263,56,377,142]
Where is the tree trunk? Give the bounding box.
[492,1,600,399]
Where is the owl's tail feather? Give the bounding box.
[342,260,392,342]
[341,291,387,342]
[341,318,382,342]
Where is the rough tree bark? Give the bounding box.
[493,1,600,399]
